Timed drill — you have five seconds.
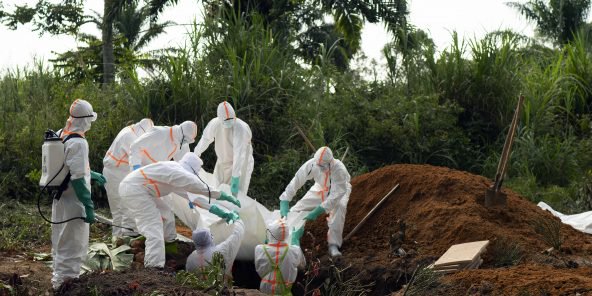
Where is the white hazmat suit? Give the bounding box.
[119,153,223,268]
[279,147,351,251]
[254,219,305,295]
[194,101,254,196]
[102,118,154,237]
[186,219,245,276]
[128,121,198,240]
[51,99,97,289]
[129,121,197,168]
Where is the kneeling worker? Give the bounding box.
[186,212,245,277]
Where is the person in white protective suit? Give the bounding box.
[102,118,154,237]
[186,215,245,276]
[254,219,305,295]
[128,120,198,241]
[52,99,106,289]
[194,101,254,197]
[279,146,351,258]
[119,153,241,268]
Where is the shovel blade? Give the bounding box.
[485,189,507,207]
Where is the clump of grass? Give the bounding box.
[531,216,563,251]
[403,265,441,296]
[490,238,524,267]
[322,261,374,296]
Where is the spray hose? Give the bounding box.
[37,165,134,231]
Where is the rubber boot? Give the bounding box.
[328,244,342,257]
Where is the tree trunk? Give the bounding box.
[102,0,115,84]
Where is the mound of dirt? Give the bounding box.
[302,164,592,294]
[434,263,592,295]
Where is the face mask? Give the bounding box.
[318,163,330,172]
[81,117,93,133]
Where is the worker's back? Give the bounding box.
[254,225,305,296]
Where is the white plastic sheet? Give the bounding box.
[169,169,309,260]
[538,201,592,234]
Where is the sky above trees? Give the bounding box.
[0,0,550,71]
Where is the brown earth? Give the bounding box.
[302,164,592,294]
[0,251,53,296]
[177,225,194,238]
[434,263,592,295]
[54,268,205,296]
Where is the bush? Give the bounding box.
[531,216,563,250]
[490,238,524,267]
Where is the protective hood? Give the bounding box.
[192,228,214,248]
[133,118,154,137]
[179,153,203,176]
[179,121,198,144]
[62,99,96,136]
[217,101,235,129]
[266,219,290,244]
[314,146,334,168]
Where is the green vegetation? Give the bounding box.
[1,0,592,217]
[0,202,51,252]
[531,216,564,250]
[490,238,524,267]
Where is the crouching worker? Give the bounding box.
[254,219,305,295]
[186,211,245,277]
[279,146,351,257]
[119,153,241,268]
[52,99,104,289]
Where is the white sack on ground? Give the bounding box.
[538,201,592,234]
[169,170,310,261]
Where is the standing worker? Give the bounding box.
[52,99,105,289]
[278,146,351,257]
[128,120,198,242]
[254,219,305,295]
[194,101,254,197]
[103,118,154,238]
[186,214,245,277]
[119,153,240,268]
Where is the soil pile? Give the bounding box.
[302,164,592,294]
[305,164,592,256]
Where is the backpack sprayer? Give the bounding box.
[38,129,133,231]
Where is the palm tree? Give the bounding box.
[103,0,176,84]
[507,0,591,45]
[52,2,172,82]
[150,0,409,69]
[114,2,174,74]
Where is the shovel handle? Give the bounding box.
[493,95,524,191]
[344,184,400,242]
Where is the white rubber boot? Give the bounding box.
[328,244,342,257]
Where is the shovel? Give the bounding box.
[485,95,524,207]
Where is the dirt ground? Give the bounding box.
[303,164,592,294]
[0,250,53,296]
